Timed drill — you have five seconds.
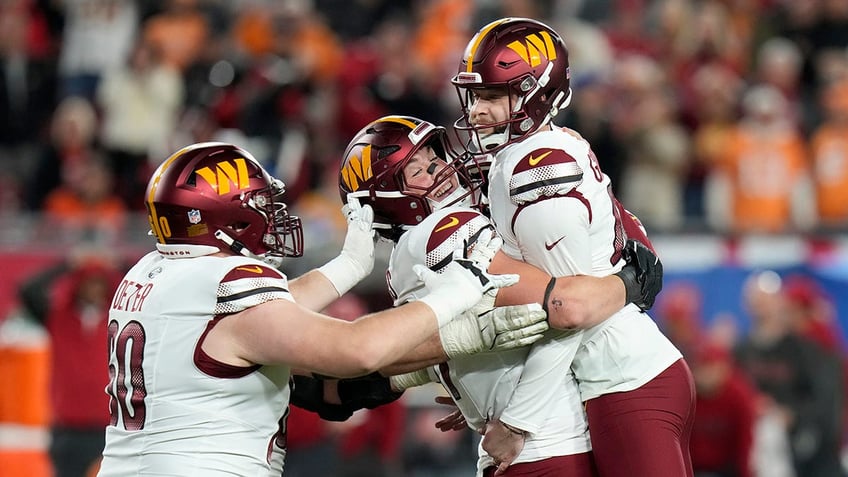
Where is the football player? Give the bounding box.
[451,17,695,477]
[97,142,519,476]
[295,115,663,477]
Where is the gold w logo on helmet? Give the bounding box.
[341,144,374,191]
[195,158,250,195]
[507,31,557,67]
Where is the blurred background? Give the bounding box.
[1,0,848,476]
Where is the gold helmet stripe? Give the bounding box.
[375,116,418,129]
[146,145,194,243]
[465,18,511,73]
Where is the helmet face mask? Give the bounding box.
[240,178,304,258]
[451,17,572,154]
[146,142,304,258]
[338,116,480,242]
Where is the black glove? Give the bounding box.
[615,239,663,311]
[289,373,403,422]
[337,372,404,411]
[289,375,354,422]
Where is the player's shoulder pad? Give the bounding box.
[214,258,291,315]
[509,130,585,205]
[408,206,494,272]
[508,146,584,205]
[221,262,286,282]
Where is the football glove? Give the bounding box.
[414,252,519,327]
[615,239,663,311]
[389,369,433,391]
[316,199,376,295]
[336,372,404,411]
[440,303,549,359]
[464,227,500,272]
[289,375,354,422]
[289,372,403,422]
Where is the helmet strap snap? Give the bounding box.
[214,230,251,258]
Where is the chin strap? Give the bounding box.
[213,230,285,267]
[214,230,250,256]
[479,131,510,152]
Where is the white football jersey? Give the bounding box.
[487,127,682,401]
[387,206,591,472]
[98,251,294,476]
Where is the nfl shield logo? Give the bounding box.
[188,209,202,224]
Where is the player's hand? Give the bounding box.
[440,303,549,358]
[340,199,376,276]
[336,372,403,411]
[462,231,505,317]
[464,227,501,272]
[414,256,519,327]
[289,375,354,421]
[615,239,663,311]
[290,372,403,421]
[317,198,376,295]
[434,396,467,432]
[482,419,526,475]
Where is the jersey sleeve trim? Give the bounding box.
[215,263,293,315]
[218,286,290,304]
[508,147,584,204]
[511,173,583,196]
[510,189,591,235]
[194,316,262,378]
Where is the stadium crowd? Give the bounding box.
[1,0,848,476]
[2,0,848,237]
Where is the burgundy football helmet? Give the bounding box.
[338,116,480,241]
[145,142,303,258]
[451,17,572,154]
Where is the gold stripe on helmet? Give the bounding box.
[375,116,419,130]
[146,146,194,243]
[465,18,511,73]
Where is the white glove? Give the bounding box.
[414,254,519,327]
[464,232,501,316]
[389,368,434,391]
[440,303,549,358]
[317,199,376,295]
[465,227,500,271]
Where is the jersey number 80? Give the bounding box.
[106,320,148,431]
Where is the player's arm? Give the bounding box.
[289,371,405,422]
[486,196,591,442]
[375,334,449,375]
[491,249,661,329]
[489,204,662,328]
[203,258,517,379]
[376,228,551,375]
[489,252,625,329]
[372,297,548,376]
[287,269,344,313]
[289,201,376,312]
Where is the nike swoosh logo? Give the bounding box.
[434,216,460,233]
[528,150,553,166]
[545,236,566,251]
[236,266,264,273]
